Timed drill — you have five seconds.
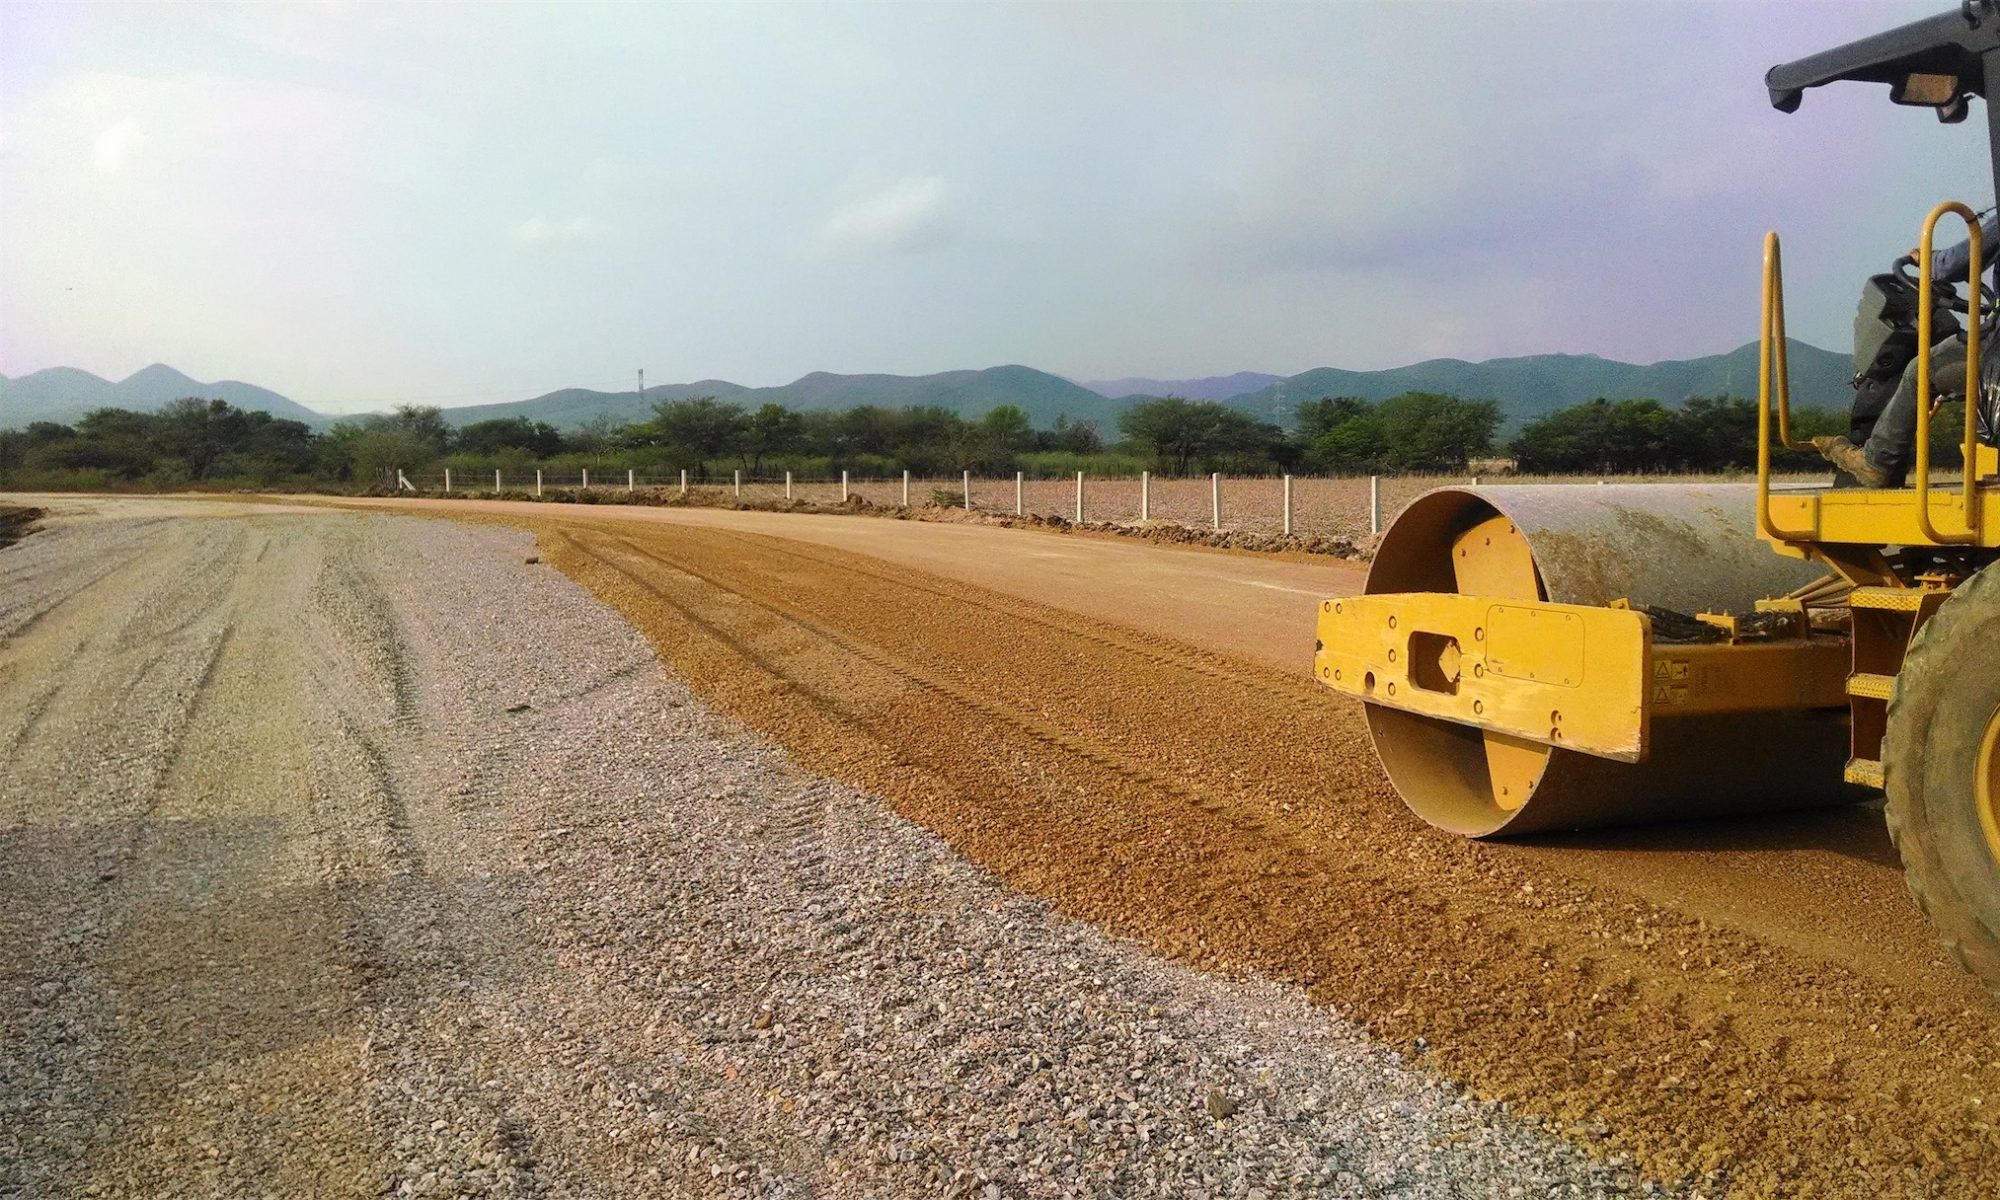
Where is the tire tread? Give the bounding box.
[1883,564,2000,1001]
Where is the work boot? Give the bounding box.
[1811,435,1891,488]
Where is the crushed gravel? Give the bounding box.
[0,504,1652,1196]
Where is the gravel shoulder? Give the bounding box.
[0,502,1646,1198]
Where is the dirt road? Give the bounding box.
[288,493,1999,1196]
[333,495,1367,673]
[4,499,1650,1198]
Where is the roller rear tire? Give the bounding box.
[1884,561,2000,998]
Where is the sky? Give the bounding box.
[0,0,1985,414]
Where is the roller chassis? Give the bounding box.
[1317,483,2000,992]
[1313,4,2000,994]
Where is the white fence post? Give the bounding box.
[1282,474,1293,536]
[680,468,688,494]
[842,469,850,502]
[1211,472,1221,530]
[785,470,793,500]
[495,469,502,492]
[1140,470,1150,521]
[628,468,635,492]
[1471,475,1480,487]
[444,468,451,493]
[1368,475,1380,535]
[536,469,543,498]
[1015,471,1024,516]
[734,469,742,498]
[582,467,590,489]
[963,469,972,511]
[901,470,910,507]
[396,468,415,492]
[1075,471,1085,523]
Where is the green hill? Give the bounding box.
[1227,340,1852,431]
[439,365,1116,430]
[744,365,1111,427]
[440,381,747,428]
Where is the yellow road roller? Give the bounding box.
[1316,5,2000,994]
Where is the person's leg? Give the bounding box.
[1823,373,1904,486]
[1862,337,1969,482]
[1846,272,1919,444]
[1848,373,1899,444]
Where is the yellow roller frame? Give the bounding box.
[1317,594,1849,760]
[1317,493,1852,832]
[1316,593,1647,763]
[1760,202,1992,553]
[1913,200,1984,546]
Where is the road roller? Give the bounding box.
[1315,5,2000,995]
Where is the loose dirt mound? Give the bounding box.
[528,513,1999,1199]
[0,504,44,549]
[894,504,1369,557]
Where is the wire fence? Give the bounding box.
[387,466,1826,544]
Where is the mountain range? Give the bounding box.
[1225,340,1852,426]
[432,365,1117,431]
[0,364,322,427]
[2,341,1854,434]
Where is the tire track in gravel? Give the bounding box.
[345,521,886,1194]
[531,515,2000,1199]
[0,520,220,760]
[72,523,382,1198]
[0,521,245,825]
[294,519,552,1198]
[0,541,157,643]
[0,517,181,635]
[0,524,253,1197]
[5,514,546,1197]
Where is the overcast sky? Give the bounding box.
[0,0,1984,413]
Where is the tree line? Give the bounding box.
[1,389,1873,490]
[1507,394,1973,472]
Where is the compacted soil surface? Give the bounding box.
[1,499,1649,1198]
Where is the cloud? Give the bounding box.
[92,119,141,175]
[508,216,596,246]
[818,175,953,255]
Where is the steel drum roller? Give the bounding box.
[1363,484,1861,836]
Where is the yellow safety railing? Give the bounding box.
[1757,231,1809,540]
[1913,200,1984,545]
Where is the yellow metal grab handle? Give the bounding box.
[1914,201,1984,546]
[1758,231,1809,541]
